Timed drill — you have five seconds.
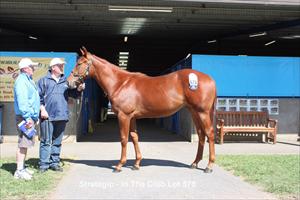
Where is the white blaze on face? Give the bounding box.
[189,73,198,90]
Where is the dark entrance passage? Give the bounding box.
[78,118,186,142]
[78,78,186,142]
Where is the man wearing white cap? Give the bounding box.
[37,58,85,173]
[13,58,40,180]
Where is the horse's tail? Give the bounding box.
[210,90,217,134]
[207,75,217,124]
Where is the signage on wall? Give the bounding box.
[0,57,63,102]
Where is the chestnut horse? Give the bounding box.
[67,47,217,173]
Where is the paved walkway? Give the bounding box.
[1,120,299,199]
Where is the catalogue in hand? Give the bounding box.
[18,120,37,139]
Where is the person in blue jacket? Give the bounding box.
[14,58,40,180]
[38,58,85,173]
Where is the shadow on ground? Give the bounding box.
[0,158,39,175]
[1,157,205,174]
[62,158,206,172]
[0,158,73,175]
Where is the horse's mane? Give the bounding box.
[92,54,109,65]
[92,54,123,72]
[92,54,148,77]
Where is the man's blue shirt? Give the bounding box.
[14,73,40,122]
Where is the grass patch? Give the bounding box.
[0,157,70,200]
[216,155,300,199]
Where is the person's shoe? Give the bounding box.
[50,165,63,172]
[14,169,32,180]
[24,167,34,175]
[38,168,48,173]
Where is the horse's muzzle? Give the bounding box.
[67,80,77,89]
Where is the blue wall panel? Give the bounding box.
[192,55,300,97]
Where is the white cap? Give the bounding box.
[18,58,39,69]
[50,58,66,67]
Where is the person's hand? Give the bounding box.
[25,118,34,128]
[40,106,49,119]
[77,83,85,92]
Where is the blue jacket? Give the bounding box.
[38,71,81,121]
[14,73,40,122]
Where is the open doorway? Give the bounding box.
[77,79,186,142]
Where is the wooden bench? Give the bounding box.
[216,111,277,144]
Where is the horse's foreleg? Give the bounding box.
[190,111,205,169]
[130,118,142,170]
[115,113,130,172]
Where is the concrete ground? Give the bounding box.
[1,119,299,200]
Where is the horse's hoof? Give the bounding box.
[131,165,140,171]
[190,163,197,169]
[204,167,213,173]
[113,168,122,173]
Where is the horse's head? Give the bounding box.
[67,47,93,89]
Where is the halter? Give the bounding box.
[72,59,92,83]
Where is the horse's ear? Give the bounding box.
[80,46,88,57]
[80,48,85,56]
[82,46,88,53]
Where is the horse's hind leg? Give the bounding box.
[190,110,215,173]
[198,111,215,173]
[130,118,142,170]
[190,110,206,169]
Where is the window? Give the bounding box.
[217,98,279,115]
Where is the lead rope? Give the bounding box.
[62,91,83,142]
[62,58,91,141]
